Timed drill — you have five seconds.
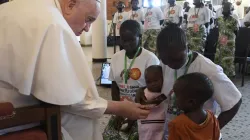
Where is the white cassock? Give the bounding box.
[0,0,107,140]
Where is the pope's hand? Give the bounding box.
[105,100,154,120]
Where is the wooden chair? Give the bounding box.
[0,102,62,140]
[235,27,250,87]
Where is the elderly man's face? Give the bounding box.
[61,0,100,36]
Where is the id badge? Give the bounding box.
[193,24,199,33]
[145,18,151,28]
[220,35,228,46]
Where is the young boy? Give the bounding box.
[168,72,220,140]
[156,24,241,140]
[113,1,129,50]
[135,65,167,140]
[142,0,164,53]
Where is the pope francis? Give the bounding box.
[0,0,151,139]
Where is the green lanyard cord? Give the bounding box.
[124,47,141,84]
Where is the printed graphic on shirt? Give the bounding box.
[120,68,142,81]
[119,84,140,101]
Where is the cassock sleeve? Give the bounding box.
[32,23,107,119]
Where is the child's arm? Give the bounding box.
[111,81,120,101]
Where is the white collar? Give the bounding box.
[54,0,62,13]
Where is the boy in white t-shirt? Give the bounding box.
[113,1,129,50]
[156,24,242,140]
[142,0,164,54]
[128,0,144,33]
[163,0,183,27]
[109,20,160,137]
[186,0,210,53]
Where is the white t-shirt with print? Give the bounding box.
[187,7,211,28]
[128,9,145,32]
[144,7,164,30]
[161,53,242,139]
[113,11,129,36]
[216,7,241,27]
[164,4,183,24]
[109,48,160,101]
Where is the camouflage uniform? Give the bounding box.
[103,116,138,140]
[215,16,238,77]
[142,29,161,54]
[186,25,207,54]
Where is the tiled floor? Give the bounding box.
[82,46,250,140]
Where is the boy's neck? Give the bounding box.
[184,108,207,125]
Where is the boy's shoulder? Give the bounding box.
[111,50,126,60]
[141,48,158,59]
[169,114,189,127]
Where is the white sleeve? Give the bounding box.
[204,8,210,23]
[141,9,145,21]
[32,24,107,119]
[210,71,242,112]
[187,8,193,22]
[157,7,164,20]
[243,13,250,23]
[109,57,115,81]
[179,7,183,17]
[146,53,160,68]
[113,13,118,23]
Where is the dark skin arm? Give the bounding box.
[218,98,242,129]
[205,22,209,29]
[178,17,183,27]
[160,20,164,25]
[245,22,250,27]
[111,81,120,101]
[141,21,144,25]
[210,18,214,25]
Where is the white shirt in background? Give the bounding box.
[109,48,159,101]
[164,4,183,24]
[128,8,145,32]
[113,11,129,36]
[187,7,211,28]
[128,8,145,23]
[209,9,216,29]
[243,12,250,27]
[161,54,242,137]
[144,7,164,30]
[216,7,241,27]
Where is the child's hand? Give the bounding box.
[144,94,167,106]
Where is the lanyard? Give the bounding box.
[131,11,137,20]
[194,8,200,17]
[124,47,141,84]
[172,52,193,105]
[168,5,175,17]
